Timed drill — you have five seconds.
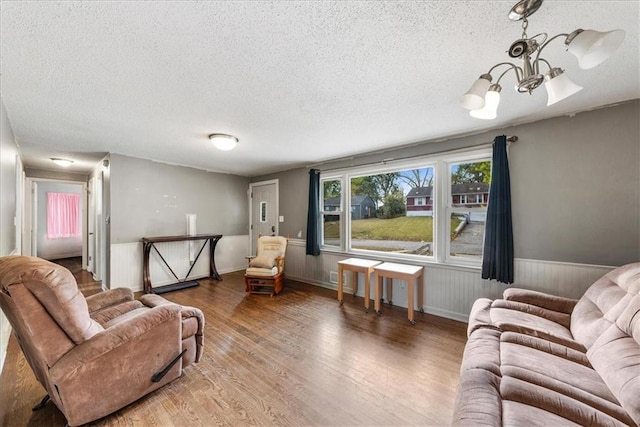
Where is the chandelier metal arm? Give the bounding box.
[534,32,570,66]
[534,58,553,75]
[487,62,524,83]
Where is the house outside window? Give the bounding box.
[319,147,491,266]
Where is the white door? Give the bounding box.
[87,177,96,274]
[95,172,104,281]
[31,181,38,256]
[249,180,278,254]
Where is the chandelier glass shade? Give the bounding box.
[461,0,624,120]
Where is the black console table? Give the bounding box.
[142,234,223,294]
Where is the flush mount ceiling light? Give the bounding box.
[51,158,73,167]
[460,0,625,119]
[208,134,238,151]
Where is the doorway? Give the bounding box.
[23,178,90,274]
[249,180,279,254]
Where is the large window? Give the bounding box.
[350,166,435,255]
[320,147,491,266]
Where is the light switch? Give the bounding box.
[278,215,284,222]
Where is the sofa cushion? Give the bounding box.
[489,305,574,340]
[249,254,276,269]
[502,401,583,427]
[500,376,632,427]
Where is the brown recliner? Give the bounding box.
[0,255,204,426]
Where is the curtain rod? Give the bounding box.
[309,135,518,173]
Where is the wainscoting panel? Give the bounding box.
[284,240,615,323]
[110,235,249,292]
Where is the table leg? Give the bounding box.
[408,278,415,325]
[338,264,344,305]
[364,270,370,311]
[374,273,382,315]
[142,242,153,294]
[386,278,393,306]
[352,271,358,296]
[417,272,424,313]
[209,236,223,281]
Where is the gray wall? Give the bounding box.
[0,99,18,256]
[110,154,249,243]
[253,168,309,239]
[36,182,83,260]
[253,100,640,266]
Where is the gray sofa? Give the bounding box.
[452,262,640,426]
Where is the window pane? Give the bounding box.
[322,179,341,211]
[322,179,342,248]
[450,160,491,207]
[350,167,434,256]
[449,159,490,259]
[449,212,485,257]
[323,214,340,247]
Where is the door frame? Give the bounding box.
[23,177,88,267]
[248,179,279,255]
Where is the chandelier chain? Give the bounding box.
[521,18,529,39]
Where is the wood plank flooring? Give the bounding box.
[0,267,468,426]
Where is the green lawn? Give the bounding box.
[324,216,462,241]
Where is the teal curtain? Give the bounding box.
[306,169,320,256]
[482,135,514,284]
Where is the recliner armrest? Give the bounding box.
[503,288,578,314]
[51,304,182,383]
[48,304,183,427]
[86,288,134,314]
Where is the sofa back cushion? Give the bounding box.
[0,256,103,344]
[571,262,640,349]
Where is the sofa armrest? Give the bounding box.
[86,288,134,314]
[503,288,578,314]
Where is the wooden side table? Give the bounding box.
[337,258,382,311]
[373,262,424,324]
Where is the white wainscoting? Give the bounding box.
[284,239,614,323]
[110,235,249,292]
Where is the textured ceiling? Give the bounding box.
[1,1,638,177]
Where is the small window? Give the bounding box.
[260,201,267,222]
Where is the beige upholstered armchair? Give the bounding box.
[0,256,204,426]
[245,235,288,296]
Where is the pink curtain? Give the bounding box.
[47,193,81,239]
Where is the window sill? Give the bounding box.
[319,246,482,272]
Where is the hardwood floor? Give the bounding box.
[0,267,468,426]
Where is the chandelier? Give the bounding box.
[460,0,625,120]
